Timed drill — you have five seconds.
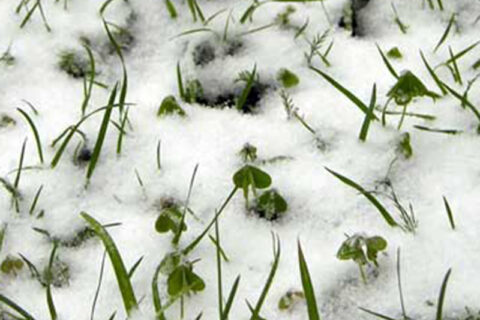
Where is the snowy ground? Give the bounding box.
[1,0,480,319]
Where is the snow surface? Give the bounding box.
[1,0,480,319]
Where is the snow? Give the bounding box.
[1,0,480,319]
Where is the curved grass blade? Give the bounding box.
[81,212,138,315]
[165,0,177,18]
[29,184,43,215]
[14,138,27,191]
[81,44,96,116]
[46,243,58,320]
[236,65,257,111]
[86,84,118,182]
[17,108,43,163]
[442,196,455,230]
[298,241,321,320]
[436,269,452,320]
[0,293,35,320]
[90,251,107,320]
[310,67,377,120]
[325,167,398,227]
[434,14,455,52]
[249,234,281,320]
[128,256,144,279]
[376,44,398,79]
[221,275,240,320]
[359,307,396,320]
[441,82,480,122]
[359,84,377,142]
[152,263,167,320]
[420,51,447,95]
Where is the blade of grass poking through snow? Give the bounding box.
[177,62,185,101]
[442,196,455,230]
[413,125,461,135]
[17,108,43,164]
[221,276,241,320]
[249,234,281,320]
[236,65,257,111]
[436,269,452,320]
[310,67,377,120]
[182,186,238,256]
[14,138,27,191]
[152,263,167,320]
[214,218,224,319]
[156,139,161,170]
[86,84,118,182]
[441,41,480,66]
[448,46,463,85]
[441,82,480,122]
[298,241,321,320]
[81,44,96,116]
[172,163,199,245]
[0,224,6,253]
[420,51,447,95]
[29,184,43,215]
[434,13,455,52]
[46,243,58,320]
[325,167,398,227]
[81,212,138,315]
[116,107,129,155]
[376,44,398,79]
[164,0,177,18]
[90,251,107,320]
[359,84,377,142]
[358,307,396,320]
[128,256,144,279]
[396,248,407,318]
[0,294,35,320]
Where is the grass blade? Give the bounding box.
[221,276,241,320]
[436,269,452,320]
[177,62,185,100]
[359,84,377,141]
[17,108,43,164]
[152,263,167,320]
[128,256,144,279]
[214,218,223,319]
[86,84,118,182]
[420,51,447,95]
[14,138,27,190]
[236,65,257,111]
[156,139,161,170]
[448,46,462,85]
[441,82,480,122]
[325,167,398,227]
[442,196,455,230]
[310,67,377,120]
[90,251,107,320]
[81,212,138,315]
[298,241,321,320]
[46,243,58,320]
[434,13,455,52]
[249,234,281,320]
[29,184,43,215]
[376,44,398,79]
[359,307,396,320]
[0,294,35,320]
[164,0,177,18]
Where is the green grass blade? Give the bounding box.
[128,256,144,279]
[177,62,185,100]
[221,276,241,320]
[325,167,398,227]
[298,241,321,320]
[14,138,27,190]
[81,212,138,315]
[249,235,281,320]
[46,244,58,320]
[20,1,39,29]
[86,84,118,181]
[17,108,43,164]
[310,67,377,120]
[442,196,455,230]
[376,44,398,79]
[442,41,480,66]
[215,218,223,319]
[0,293,35,320]
[29,184,43,215]
[164,0,177,18]
[359,84,377,142]
[116,107,129,155]
[182,187,238,256]
[441,82,480,122]
[81,44,96,116]
[90,251,107,320]
[236,65,257,111]
[434,13,455,52]
[436,269,452,320]
[152,263,167,320]
[420,51,447,95]
[156,139,161,170]
[0,224,6,253]
[359,307,396,320]
[448,46,463,85]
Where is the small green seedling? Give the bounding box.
[387,47,402,59]
[1,255,24,276]
[254,189,288,221]
[278,290,304,311]
[167,262,205,296]
[0,114,16,128]
[155,206,187,235]
[58,50,90,78]
[396,132,413,159]
[233,165,272,208]
[0,46,15,66]
[386,71,440,129]
[185,79,205,104]
[42,256,70,288]
[239,143,258,163]
[277,68,300,88]
[157,95,186,117]
[337,233,387,283]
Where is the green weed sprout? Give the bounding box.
[277,68,300,88]
[387,47,402,59]
[337,233,387,283]
[1,255,24,276]
[157,96,186,117]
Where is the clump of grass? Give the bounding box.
[337,233,388,283]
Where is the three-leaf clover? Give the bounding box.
[233,165,272,207]
[167,263,205,296]
[155,206,187,235]
[255,189,288,221]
